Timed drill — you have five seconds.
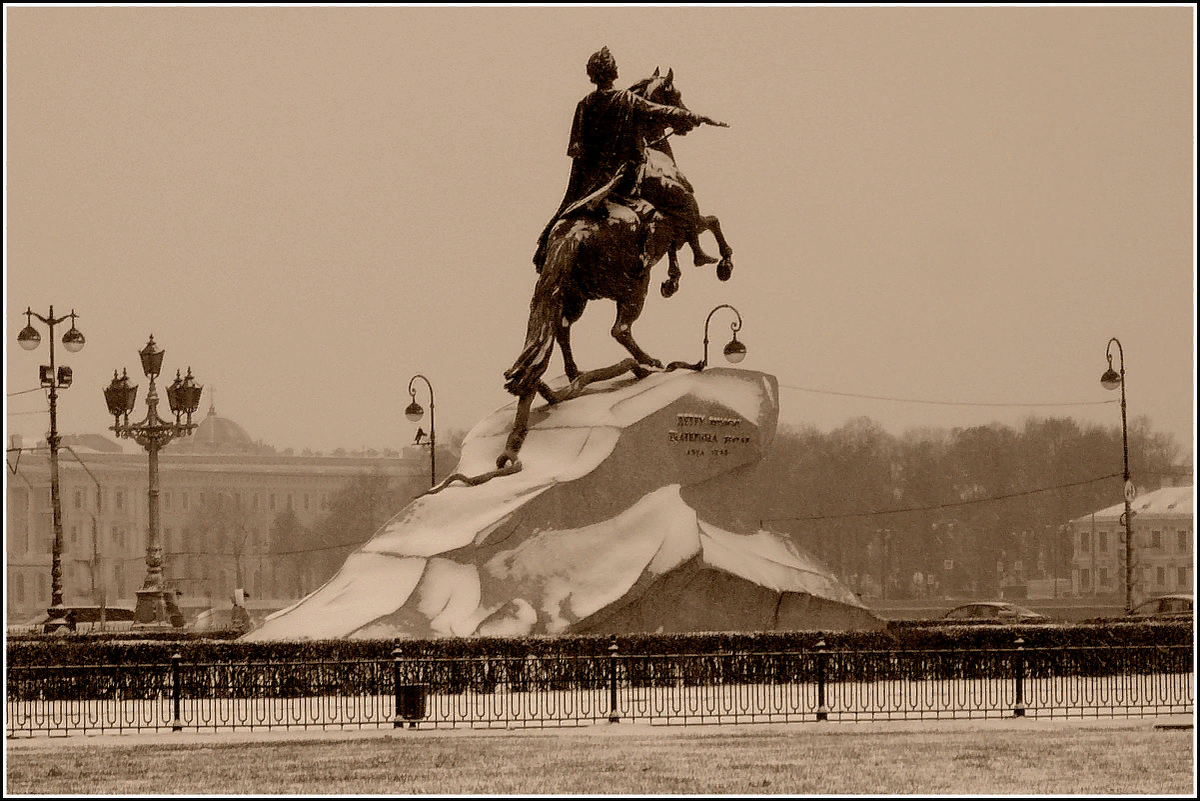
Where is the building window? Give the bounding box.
[164,493,171,510]
[1150,530,1162,549]
[1156,566,1166,586]
[287,494,294,511]
[304,494,310,511]
[1178,566,1190,588]
[37,573,47,603]
[1099,567,1109,586]
[74,489,83,509]
[16,573,25,603]
[253,494,260,510]
[70,523,80,547]
[1098,532,1108,553]
[199,492,206,507]
[1079,568,1090,591]
[1178,530,1190,553]
[164,527,173,554]
[115,490,124,511]
[1080,532,1090,552]
[269,494,276,511]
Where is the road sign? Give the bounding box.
[1124,480,1137,503]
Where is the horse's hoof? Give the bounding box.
[660,278,678,298]
[717,258,733,282]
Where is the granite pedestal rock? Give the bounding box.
[247,368,883,641]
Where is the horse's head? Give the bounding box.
[630,67,687,112]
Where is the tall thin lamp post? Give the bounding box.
[405,374,436,488]
[668,304,748,372]
[16,306,86,632]
[104,335,203,626]
[1100,337,1135,614]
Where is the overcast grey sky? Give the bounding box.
[4,5,1195,460]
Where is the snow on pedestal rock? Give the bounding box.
[246,368,883,641]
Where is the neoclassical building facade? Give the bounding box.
[1068,484,1194,602]
[5,403,437,621]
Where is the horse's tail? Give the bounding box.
[503,228,579,396]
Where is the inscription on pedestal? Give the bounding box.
[667,413,753,458]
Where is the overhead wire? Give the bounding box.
[761,472,1123,524]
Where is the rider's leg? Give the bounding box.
[639,177,716,266]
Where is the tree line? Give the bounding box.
[744,415,1183,600]
[174,416,1184,604]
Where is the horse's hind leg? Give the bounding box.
[556,294,585,381]
[611,284,662,369]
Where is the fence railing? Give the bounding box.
[6,640,1193,736]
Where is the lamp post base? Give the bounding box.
[43,605,71,634]
[134,588,170,626]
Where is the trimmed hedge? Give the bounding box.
[5,620,1191,669]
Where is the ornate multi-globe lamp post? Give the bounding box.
[1100,337,1135,614]
[104,335,203,626]
[405,374,436,488]
[16,306,86,633]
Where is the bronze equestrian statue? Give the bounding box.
[493,50,734,472]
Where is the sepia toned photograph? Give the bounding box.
[4,3,1195,795]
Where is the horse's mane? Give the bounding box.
[627,77,654,96]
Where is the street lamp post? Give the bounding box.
[405,374,436,488]
[667,304,747,371]
[16,306,86,632]
[1100,337,1135,614]
[104,335,203,627]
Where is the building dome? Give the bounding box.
[176,400,265,454]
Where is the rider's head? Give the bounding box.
[586,47,619,86]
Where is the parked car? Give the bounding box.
[6,605,138,634]
[1130,594,1193,620]
[942,601,1047,623]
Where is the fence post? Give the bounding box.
[815,639,829,721]
[392,646,404,729]
[1012,636,1026,718]
[171,652,182,732]
[607,636,620,724]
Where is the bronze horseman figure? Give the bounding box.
[485,48,736,474]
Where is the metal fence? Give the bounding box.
[7,640,1193,736]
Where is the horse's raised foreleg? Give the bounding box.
[660,248,682,298]
[699,214,735,282]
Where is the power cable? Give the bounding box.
[778,383,1118,408]
[762,472,1121,524]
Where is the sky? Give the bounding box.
[4,5,1196,462]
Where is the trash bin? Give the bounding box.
[396,683,427,728]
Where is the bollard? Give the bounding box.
[815,639,829,721]
[392,647,405,729]
[607,637,620,724]
[171,652,182,732]
[1012,636,1026,718]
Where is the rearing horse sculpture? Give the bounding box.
[496,69,734,471]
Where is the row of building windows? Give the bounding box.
[1077,565,1192,592]
[1078,529,1191,554]
[65,488,332,514]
